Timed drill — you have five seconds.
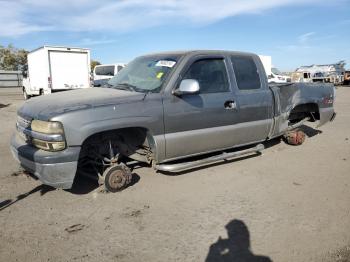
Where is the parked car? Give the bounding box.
[22,46,91,99]
[11,50,336,192]
[268,68,291,83]
[93,63,126,86]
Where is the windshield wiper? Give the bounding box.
[114,83,137,92]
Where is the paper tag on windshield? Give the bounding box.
[155,60,176,68]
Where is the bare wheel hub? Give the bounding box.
[284,129,306,145]
[103,165,132,193]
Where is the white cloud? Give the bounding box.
[297,32,315,44]
[278,31,317,51]
[0,0,340,37]
[77,38,116,46]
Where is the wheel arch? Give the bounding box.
[79,126,160,164]
[288,103,320,122]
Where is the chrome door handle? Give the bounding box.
[224,100,236,110]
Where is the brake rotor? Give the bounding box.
[103,165,132,193]
[284,129,306,145]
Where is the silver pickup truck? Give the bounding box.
[11,50,336,192]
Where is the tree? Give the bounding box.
[91,59,101,71]
[16,49,29,70]
[0,44,28,71]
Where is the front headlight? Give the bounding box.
[31,120,64,134]
[30,120,66,151]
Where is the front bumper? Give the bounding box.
[10,134,81,189]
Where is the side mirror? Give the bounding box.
[22,71,28,78]
[173,79,200,96]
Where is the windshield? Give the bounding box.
[271,67,282,75]
[108,55,181,93]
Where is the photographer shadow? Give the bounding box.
[206,219,272,262]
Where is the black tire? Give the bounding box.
[104,165,132,193]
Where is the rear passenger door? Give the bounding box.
[228,55,273,144]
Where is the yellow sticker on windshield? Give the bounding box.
[156,72,164,79]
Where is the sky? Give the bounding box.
[0,0,349,71]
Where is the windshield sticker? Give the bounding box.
[156,72,164,79]
[155,60,176,68]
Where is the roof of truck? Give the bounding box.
[30,45,90,53]
[141,50,257,57]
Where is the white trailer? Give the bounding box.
[22,46,91,99]
[258,55,272,76]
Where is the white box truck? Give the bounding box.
[258,55,272,76]
[22,46,91,99]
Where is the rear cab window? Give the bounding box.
[231,56,261,90]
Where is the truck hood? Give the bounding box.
[18,88,145,120]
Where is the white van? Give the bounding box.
[93,63,126,86]
[268,67,291,83]
[22,46,91,99]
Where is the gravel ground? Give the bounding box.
[0,86,349,262]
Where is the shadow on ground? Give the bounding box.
[206,219,272,262]
[0,103,11,108]
[299,125,322,137]
[0,184,54,211]
[68,172,141,195]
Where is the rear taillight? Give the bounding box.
[323,96,333,105]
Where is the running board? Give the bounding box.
[155,144,265,173]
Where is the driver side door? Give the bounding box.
[162,56,237,161]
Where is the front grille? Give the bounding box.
[17,116,32,129]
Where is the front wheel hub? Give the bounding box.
[103,165,132,193]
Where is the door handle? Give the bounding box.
[224,100,236,110]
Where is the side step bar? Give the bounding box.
[155,144,265,173]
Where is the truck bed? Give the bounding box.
[269,82,335,138]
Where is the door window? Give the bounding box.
[183,59,229,93]
[231,56,261,90]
